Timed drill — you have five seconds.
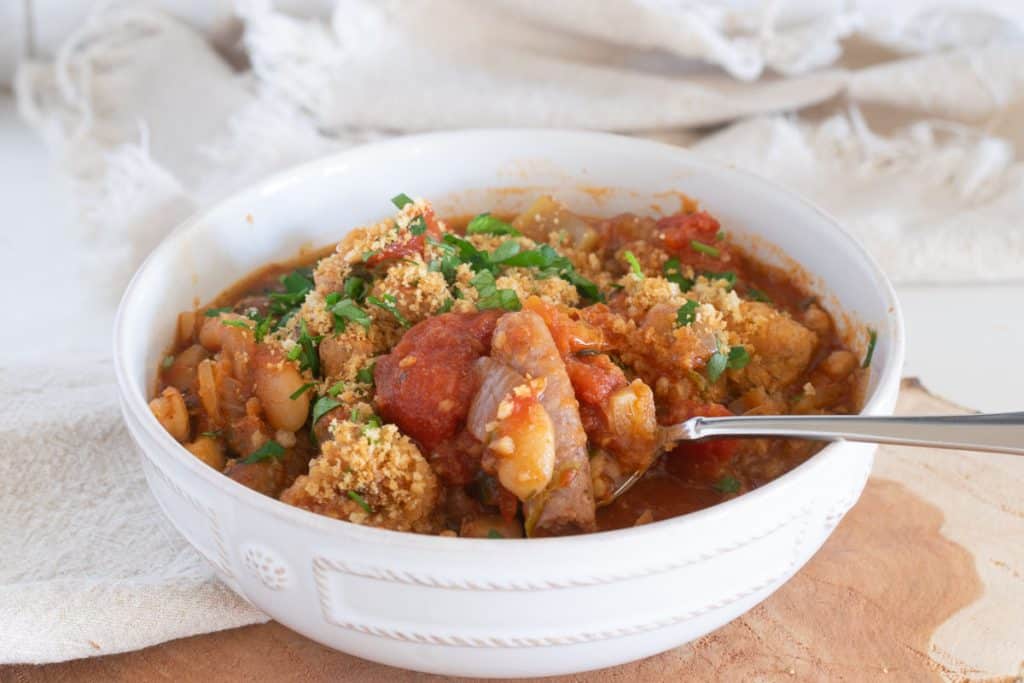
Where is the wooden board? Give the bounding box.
[8,380,1024,682]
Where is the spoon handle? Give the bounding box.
[670,412,1024,455]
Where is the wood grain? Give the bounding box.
[7,381,1023,682]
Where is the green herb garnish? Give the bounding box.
[663,257,694,291]
[466,212,521,237]
[862,328,877,369]
[623,250,644,278]
[715,229,725,241]
[367,293,409,327]
[713,475,740,494]
[289,382,315,400]
[706,350,728,383]
[268,268,314,319]
[727,345,750,369]
[200,430,221,438]
[486,529,503,539]
[347,490,374,513]
[427,236,460,284]
[442,233,493,273]
[702,270,736,290]
[470,270,521,311]
[675,300,698,327]
[356,362,376,385]
[312,396,342,425]
[220,318,251,330]
[748,288,772,303]
[391,193,413,209]
[327,381,346,397]
[691,240,720,258]
[489,240,521,264]
[328,297,372,333]
[252,315,273,343]
[161,355,174,369]
[408,216,427,236]
[362,414,383,439]
[343,276,368,302]
[204,306,232,317]
[437,298,454,313]
[241,440,285,464]
[361,249,379,262]
[292,318,321,377]
[706,343,749,382]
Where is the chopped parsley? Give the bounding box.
[426,236,460,284]
[220,318,251,330]
[706,349,728,384]
[748,287,772,303]
[343,276,368,302]
[466,212,521,237]
[486,529,504,539]
[289,318,321,377]
[707,343,750,382]
[727,345,750,369]
[268,268,314,320]
[347,490,373,514]
[470,270,521,311]
[623,250,644,278]
[663,257,694,291]
[362,414,383,439]
[489,240,521,264]
[311,396,342,424]
[361,249,378,262]
[327,381,346,397]
[326,295,372,333]
[289,382,315,400]
[691,240,720,258]
[437,297,454,313]
[356,362,376,385]
[715,229,725,241]
[862,328,878,369]
[391,193,413,209]
[161,355,174,369]
[367,293,410,327]
[409,216,427,236]
[203,306,232,317]
[713,474,740,494]
[251,314,273,343]
[675,300,698,327]
[442,233,493,272]
[437,235,602,303]
[199,430,222,438]
[240,439,285,464]
[702,270,736,290]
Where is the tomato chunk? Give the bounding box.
[656,211,720,251]
[374,311,502,450]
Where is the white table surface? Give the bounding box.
[2,92,1021,413]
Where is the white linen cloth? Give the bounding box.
[4,0,1024,664]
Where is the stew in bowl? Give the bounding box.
[150,194,870,539]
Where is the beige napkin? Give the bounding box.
[5,0,1024,665]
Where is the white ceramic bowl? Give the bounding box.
[114,130,904,678]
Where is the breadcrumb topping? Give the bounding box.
[281,418,440,533]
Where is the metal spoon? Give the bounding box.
[608,412,1024,502]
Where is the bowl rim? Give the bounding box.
[113,128,905,551]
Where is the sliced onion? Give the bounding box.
[466,357,525,442]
